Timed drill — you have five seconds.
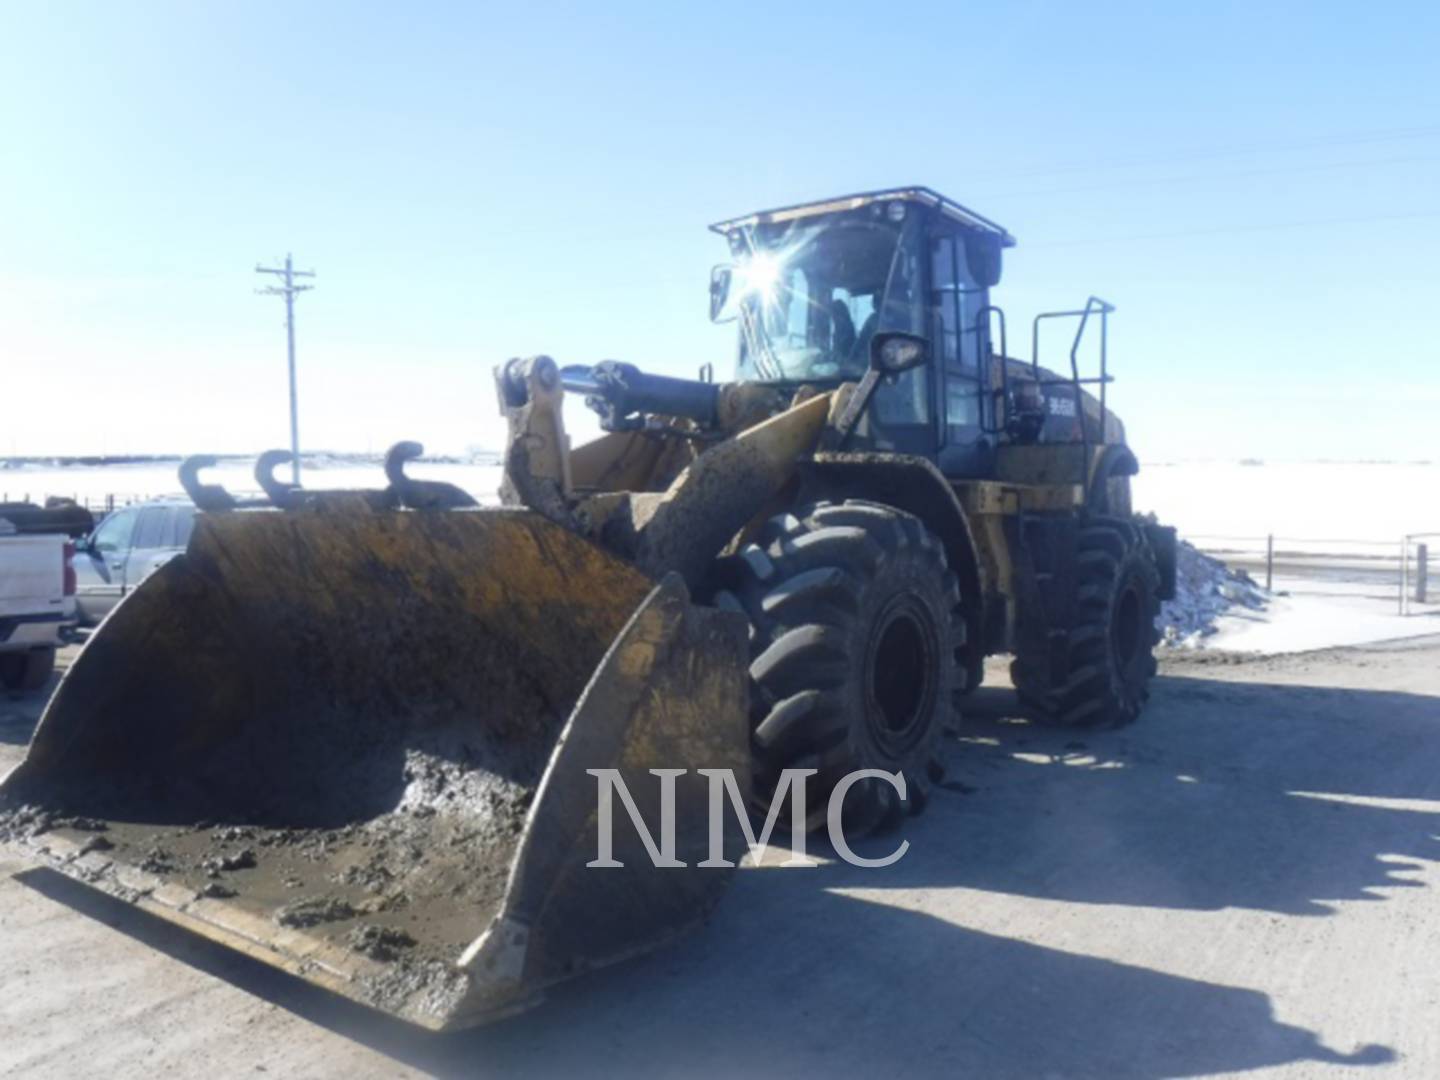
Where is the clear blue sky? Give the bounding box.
[4,1,1438,462]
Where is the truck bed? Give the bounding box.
[0,533,73,649]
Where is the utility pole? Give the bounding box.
[255,254,316,485]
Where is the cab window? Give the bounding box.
[132,508,169,550]
[930,235,982,376]
[931,233,988,444]
[92,508,138,554]
[871,232,931,431]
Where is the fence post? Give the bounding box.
[1403,537,1413,615]
[1417,544,1430,605]
[1265,534,1274,592]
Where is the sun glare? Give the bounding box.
[736,251,781,304]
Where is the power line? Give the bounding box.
[964,123,1440,184]
[1029,208,1440,250]
[255,254,316,486]
[983,152,1440,201]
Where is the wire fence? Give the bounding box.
[0,492,153,514]
[1188,533,1437,615]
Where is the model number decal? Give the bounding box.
[1046,396,1077,417]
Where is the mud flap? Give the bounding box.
[0,506,749,1030]
[1144,522,1178,601]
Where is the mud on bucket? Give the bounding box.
[0,506,750,1029]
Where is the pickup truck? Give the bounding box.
[0,513,79,691]
[73,498,195,626]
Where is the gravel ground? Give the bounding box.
[2,639,1439,1078]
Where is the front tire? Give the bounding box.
[711,500,967,835]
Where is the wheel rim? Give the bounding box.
[1112,579,1143,673]
[863,592,938,756]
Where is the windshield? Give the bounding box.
[730,213,926,383]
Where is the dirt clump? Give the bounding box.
[348,924,417,962]
[0,805,110,843]
[203,848,257,875]
[363,957,472,1018]
[275,896,357,928]
[138,846,176,874]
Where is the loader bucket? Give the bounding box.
[0,505,750,1030]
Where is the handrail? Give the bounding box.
[1030,297,1116,501]
[975,303,1008,435]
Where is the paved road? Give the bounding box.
[2,640,1438,1078]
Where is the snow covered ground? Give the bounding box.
[1132,460,1437,550]
[1157,540,1440,653]
[5,456,1438,655]
[1209,588,1438,653]
[9,456,1432,537]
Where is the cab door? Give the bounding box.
[123,506,172,595]
[930,231,991,477]
[75,506,138,623]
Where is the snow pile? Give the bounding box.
[1156,540,1268,648]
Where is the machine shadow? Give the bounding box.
[13,863,1392,1079]
[937,672,1440,915]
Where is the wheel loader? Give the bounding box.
[0,186,1175,1030]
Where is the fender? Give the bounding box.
[795,452,988,663]
[1087,444,1139,515]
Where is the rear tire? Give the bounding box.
[1012,518,1160,728]
[0,647,56,693]
[711,500,966,835]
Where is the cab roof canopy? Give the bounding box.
[709,186,1016,248]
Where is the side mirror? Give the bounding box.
[709,264,734,323]
[822,332,933,453]
[870,332,931,375]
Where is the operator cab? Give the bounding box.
[709,187,1013,469]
